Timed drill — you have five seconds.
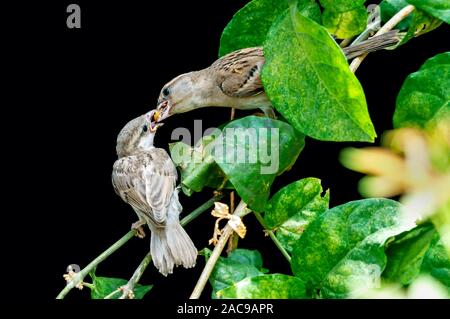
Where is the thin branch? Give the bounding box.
[190,200,251,299]
[180,193,224,226]
[340,37,354,48]
[56,193,223,299]
[226,191,239,254]
[82,282,95,290]
[104,287,122,299]
[56,230,136,299]
[119,252,153,299]
[350,5,415,73]
[254,212,291,263]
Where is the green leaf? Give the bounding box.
[319,0,366,12]
[380,0,413,30]
[393,52,450,129]
[400,9,443,45]
[421,235,450,292]
[219,0,321,56]
[90,276,152,299]
[169,134,233,196]
[380,1,443,44]
[383,223,450,292]
[323,6,368,39]
[226,249,266,270]
[212,116,305,212]
[205,248,267,297]
[407,0,450,24]
[383,223,437,284]
[216,274,307,299]
[264,178,330,254]
[421,51,450,69]
[262,8,376,142]
[291,199,413,298]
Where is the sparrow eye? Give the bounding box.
[142,125,148,133]
[162,87,170,97]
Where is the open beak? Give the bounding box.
[146,110,165,132]
[155,100,172,122]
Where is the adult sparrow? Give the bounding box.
[154,30,400,121]
[112,111,197,276]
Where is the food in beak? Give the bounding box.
[153,110,161,122]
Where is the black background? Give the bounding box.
[3,0,449,303]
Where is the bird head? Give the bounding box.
[116,111,164,158]
[155,72,197,122]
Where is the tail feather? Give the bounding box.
[148,190,197,276]
[150,227,175,276]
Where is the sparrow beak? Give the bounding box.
[146,110,165,132]
[156,100,172,122]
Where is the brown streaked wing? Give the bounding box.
[212,47,266,98]
[143,148,178,224]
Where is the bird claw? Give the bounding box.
[131,220,146,239]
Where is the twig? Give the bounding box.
[254,212,291,263]
[190,200,251,299]
[104,287,122,299]
[226,191,239,254]
[56,230,136,299]
[340,37,353,48]
[180,193,224,226]
[56,193,224,299]
[226,108,238,254]
[118,252,152,299]
[349,5,415,73]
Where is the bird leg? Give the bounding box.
[131,220,146,239]
[254,107,276,119]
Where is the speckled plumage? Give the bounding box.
[155,31,401,122]
[112,115,197,275]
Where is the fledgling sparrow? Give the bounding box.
[154,30,400,122]
[112,111,197,276]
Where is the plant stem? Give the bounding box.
[226,191,239,254]
[190,200,251,299]
[350,5,415,73]
[119,251,153,299]
[82,282,95,290]
[254,212,291,263]
[56,229,136,299]
[340,37,353,48]
[56,193,223,299]
[104,288,122,299]
[180,193,224,226]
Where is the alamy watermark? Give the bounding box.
[170,120,280,175]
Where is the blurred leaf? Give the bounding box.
[319,0,366,12]
[421,234,450,292]
[219,0,321,56]
[384,223,450,292]
[262,8,376,142]
[394,52,450,129]
[216,274,307,299]
[90,276,152,299]
[204,248,267,298]
[407,0,450,24]
[169,135,233,196]
[291,199,413,298]
[323,6,368,39]
[383,223,437,284]
[264,178,330,253]
[380,0,413,30]
[212,116,305,212]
